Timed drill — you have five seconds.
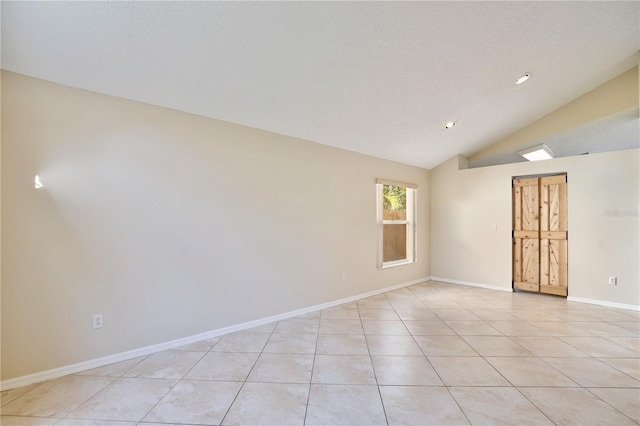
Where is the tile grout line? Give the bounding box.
[135,345,213,423]
[359,296,390,426]
[302,312,321,425]
[580,386,640,425]
[218,324,277,425]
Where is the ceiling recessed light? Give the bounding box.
[445,121,456,129]
[516,73,530,85]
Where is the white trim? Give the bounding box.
[381,259,413,269]
[430,276,513,293]
[567,296,640,311]
[433,277,640,311]
[407,187,416,264]
[383,220,409,225]
[375,178,418,190]
[376,183,384,268]
[0,276,430,391]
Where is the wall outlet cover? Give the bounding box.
[92,314,103,329]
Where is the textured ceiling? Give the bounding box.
[1,1,638,169]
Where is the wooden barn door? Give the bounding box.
[513,175,568,296]
[539,176,568,296]
[513,178,540,292]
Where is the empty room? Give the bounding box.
[1,2,639,425]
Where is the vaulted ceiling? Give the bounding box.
[2,1,638,169]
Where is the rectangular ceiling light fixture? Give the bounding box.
[518,143,555,161]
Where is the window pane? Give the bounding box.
[382,185,406,220]
[383,224,407,262]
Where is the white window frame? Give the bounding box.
[376,179,417,269]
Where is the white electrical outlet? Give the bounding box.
[342,273,348,283]
[93,314,103,329]
[608,276,617,286]
[491,224,498,231]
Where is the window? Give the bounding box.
[376,179,417,268]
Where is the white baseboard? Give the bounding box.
[431,277,640,311]
[567,296,640,311]
[430,276,513,293]
[0,276,430,391]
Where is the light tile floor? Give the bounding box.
[2,281,639,425]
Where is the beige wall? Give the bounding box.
[430,150,639,307]
[1,71,430,380]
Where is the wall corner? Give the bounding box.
[457,155,469,170]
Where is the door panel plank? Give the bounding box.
[514,230,539,239]
[559,240,568,289]
[522,186,539,232]
[540,182,549,232]
[541,239,550,286]
[514,186,522,231]
[514,178,539,187]
[540,284,567,296]
[513,239,522,282]
[522,238,539,284]
[515,281,540,292]
[541,175,566,186]
[559,182,568,231]
[540,231,567,240]
[549,184,560,231]
[549,239,560,286]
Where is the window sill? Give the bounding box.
[380,259,414,269]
